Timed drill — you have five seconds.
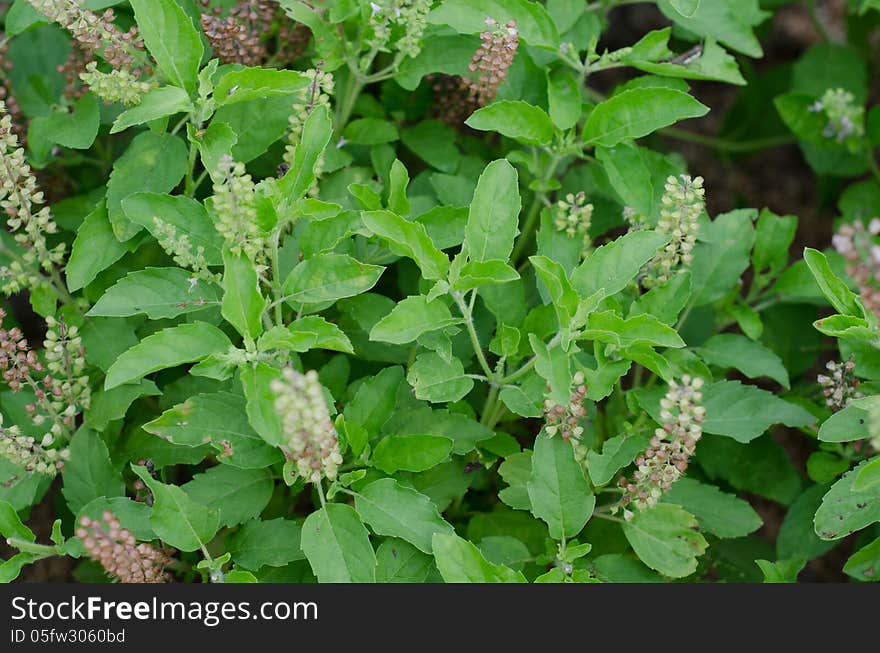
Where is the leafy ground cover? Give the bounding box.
[1,0,880,584]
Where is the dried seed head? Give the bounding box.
[77,511,173,583]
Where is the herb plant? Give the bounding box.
[1,0,879,584]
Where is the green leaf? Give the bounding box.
[387,159,411,216]
[282,254,384,305]
[342,366,404,454]
[278,104,333,201]
[777,485,836,561]
[259,317,353,354]
[215,67,308,106]
[629,271,691,326]
[756,557,806,583]
[498,451,533,510]
[61,428,125,514]
[752,209,798,278]
[622,504,708,578]
[702,381,815,442]
[370,295,458,344]
[343,118,399,145]
[582,88,709,147]
[372,434,454,474]
[697,334,790,388]
[697,434,801,505]
[463,159,521,263]
[66,203,127,292]
[663,478,762,538]
[530,255,579,334]
[110,86,193,133]
[85,379,160,431]
[803,247,865,317]
[222,250,265,340]
[130,0,203,94]
[87,268,220,320]
[122,192,224,266]
[572,230,669,298]
[431,533,527,583]
[238,364,283,449]
[843,535,880,582]
[132,465,219,552]
[546,68,581,131]
[384,406,494,456]
[144,392,282,469]
[814,460,880,540]
[635,380,815,443]
[854,456,880,492]
[226,518,304,571]
[595,143,654,217]
[401,120,462,173]
[105,322,231,389]
[301,503,376,582]
[582,310,686,349]
[27,93,100,157]
[530,335,571,406]
[585,431,652,487]
[376,539,436,582]
[394,34,476,90]
[657,0,768,58]
[182,466,273,528]
[690,209,756,306]
[452,260,520,291]
[669,0,701,18]
[0,499,35,542]
[465,100,555,145]
[197,121,238,183]
[527,432,595,540]
[407,352,474,403]
[362,210,449,280]
[106,132,188,241]
[813,314,879,344]
[623,35,746,86]
[428,0,559,49]
[354,478,454,553]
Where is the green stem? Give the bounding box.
[184,141,199,197]
[5,537,61,557]
[805,0,832,42]
[316,481,327,509]
[453,290,495,380]
[592,511,625,524]
[334,67,364,135]
[480,385,500,427]
[499,333,562,385]
[661,127,795,153]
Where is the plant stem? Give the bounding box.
[499,333,562,385]
[334,67,364,135]
[805,0,833,42]
[453,290,495,380]
[661,127,795,153]
[6,538,61,557]
[184,141,199,197]
[480,385,499,427]
[592,511,625,524]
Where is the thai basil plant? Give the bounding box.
[0,0,878,584]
